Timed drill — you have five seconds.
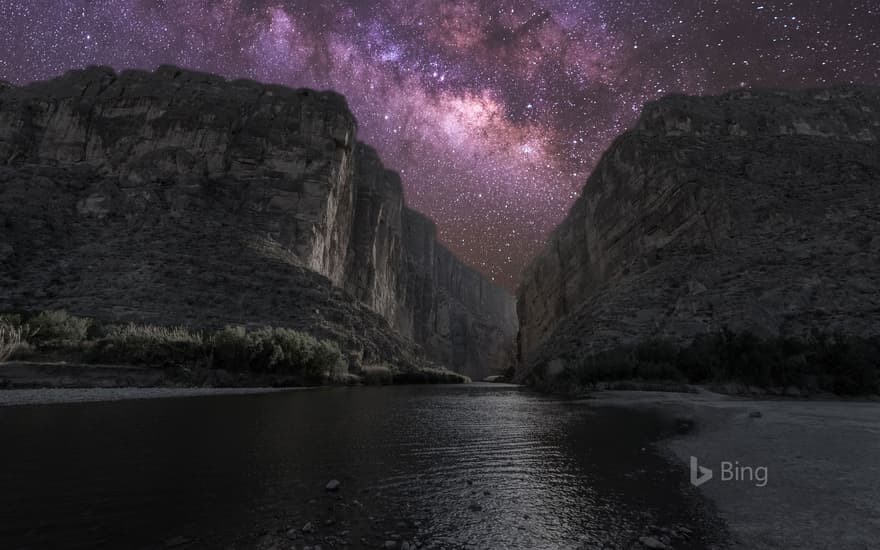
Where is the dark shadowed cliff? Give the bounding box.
[517,86,880,381]
[0,66,516,379]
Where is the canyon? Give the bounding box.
[0,66,516,379]
[517,85,880,382]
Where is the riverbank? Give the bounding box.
[0,311,470,390]
[0,358,470,392]
[0,386,300,407]
[589,389,880,549]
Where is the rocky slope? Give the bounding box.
[0,66,516,378]
[517,86,880,379]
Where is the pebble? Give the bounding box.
[302,522,315,534]
[749,411,763,418]
[325,479,341,491]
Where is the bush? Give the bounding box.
[0,313,22,327]
[0,322,23,362]
[88,323,207,366]
[393,367,470,384]
[210,326,252,371]
[26,310,91,348]
[361,365,393,385]
[551,330,880,395]
[209,326,341,379]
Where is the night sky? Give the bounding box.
[1,2,878,290]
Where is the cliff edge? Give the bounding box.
[517,86,880,380]
[0,66,516,378]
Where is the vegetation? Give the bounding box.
[209,326,342,380]
[0,321,23,362]
[89,324,208,366]
[541,329,880,396]
[392,366,470,384]
[0,310,469,386]
[25,310,91,348]
[361,365,394,385]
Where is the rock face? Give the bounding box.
[0,66,516,378]
[517,86,880,377]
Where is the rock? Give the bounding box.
[467,503,483,512]
[516,86,880,383]
[325,479,341,491]
[401,542,412,550]
[749,411,763,418]
[0,66,516,378]
[638,536,669,549]
[301,522,315,534]
[384,541,398,549]
[674,415,695,434]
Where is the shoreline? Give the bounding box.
[588,389,880,549]
[0,386,305,407]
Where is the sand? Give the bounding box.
[591,389,880,549]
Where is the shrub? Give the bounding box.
[361,365,393,385]
[210,326,252,371]
[0,313,22,327]
[89,323,207,366]
[26,310,91,348]
[392,367,470,384]
[209,326,341,379]
[0,322,23,362]
[555,330,880,395]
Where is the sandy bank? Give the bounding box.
[590,389,880,549]
[0,386,302,407]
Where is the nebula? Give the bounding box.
[1,0,877,289]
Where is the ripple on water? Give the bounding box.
[0,384,718,549]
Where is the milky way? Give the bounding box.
[1,1,878,289]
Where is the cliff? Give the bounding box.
[0,66,516,378]
[517,86,880,378]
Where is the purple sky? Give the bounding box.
[1,1,878,289]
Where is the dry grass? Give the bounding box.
[0,322,23,362]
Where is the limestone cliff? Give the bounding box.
[0,66,515,378]
[517,86,880,377]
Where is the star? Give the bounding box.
[1,0,877,290]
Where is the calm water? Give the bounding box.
[0,385,721,549]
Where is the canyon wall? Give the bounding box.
[517,86,880,378]
[0,66,515,378]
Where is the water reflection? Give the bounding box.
[0,385,716,549]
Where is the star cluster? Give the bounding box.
[1,1,878,290]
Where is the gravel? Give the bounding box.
[592,389,880,550]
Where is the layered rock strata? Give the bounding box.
[517,86,880,378]
[0,66,516,377]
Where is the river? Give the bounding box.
[0,384,724,549]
